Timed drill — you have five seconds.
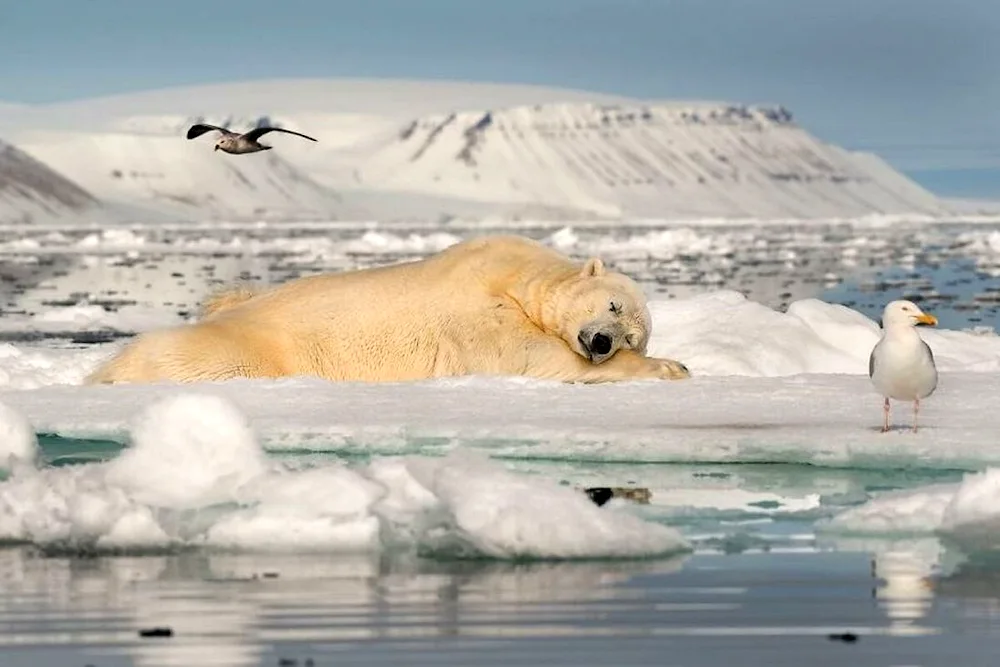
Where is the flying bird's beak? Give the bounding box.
[916,313,938,326]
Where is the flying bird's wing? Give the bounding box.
[186,124,235,140]
[243,126,319,143]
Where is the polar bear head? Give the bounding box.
[557,257,653,365]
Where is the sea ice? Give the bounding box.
[0,392,688,558]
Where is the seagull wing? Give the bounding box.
[868,348,877,378]
[921,340,939,394]
[186,124,235,140]
[921,340,936,366]
[243,126,319,143]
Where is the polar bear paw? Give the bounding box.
[650,357,691,380]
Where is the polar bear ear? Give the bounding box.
[580,257,606,278]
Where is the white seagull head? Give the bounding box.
[881,299,938,330]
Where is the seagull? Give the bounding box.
[186,123,318,155]
[868,300,939,433]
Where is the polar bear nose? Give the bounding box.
[591,333,612,356]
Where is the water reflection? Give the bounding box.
[815,537,968,636]
[861,541,941,636]
[0,547,692,665]
[0,544,999,664]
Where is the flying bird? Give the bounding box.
[186,123,318,155]
[868,299,938,434]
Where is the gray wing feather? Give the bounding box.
[186,124,235,140]
[243,126,318,143]
[868,349,876,378]
[922,340,939,394]
[922,340,935,366]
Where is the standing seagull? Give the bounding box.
[868,300,939,433]
[186,123,318,155]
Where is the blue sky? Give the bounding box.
[1,0,998,196]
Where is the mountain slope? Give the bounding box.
[353,102,947,219]
[0,138,99,224]
[16,123,356,221]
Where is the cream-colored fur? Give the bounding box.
[84,235,690,385]
[199,284,257,318]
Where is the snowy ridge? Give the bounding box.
[0,138,99,224]
[356,101,947,219]
[1,79,952,223]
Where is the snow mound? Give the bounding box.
[0,392,687,558]
[649,290,1000,377]
[824,468,1000,557]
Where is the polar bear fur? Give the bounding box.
[85,235,690,385]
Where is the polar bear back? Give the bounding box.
[85,235,691,385]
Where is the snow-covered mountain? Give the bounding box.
[14,113,357,222]
[354,102,946,219]
[1,79,953,222]
[0,138,99,224]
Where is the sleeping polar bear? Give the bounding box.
[85,235,690,385]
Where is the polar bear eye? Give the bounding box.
[609,301,622,315]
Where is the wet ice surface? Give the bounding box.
[1,219,1000,665]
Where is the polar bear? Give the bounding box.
[84,235,690,385]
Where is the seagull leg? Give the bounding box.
[912,398,920,434]
[882,397,890,433]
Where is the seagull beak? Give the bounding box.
[916,313,938,326]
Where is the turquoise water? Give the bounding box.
[36,433,124,467]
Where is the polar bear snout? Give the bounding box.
[591,333,613,356]
[578,330,615,364]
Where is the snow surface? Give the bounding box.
[0,290,996,470]
[0,78,956,223]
